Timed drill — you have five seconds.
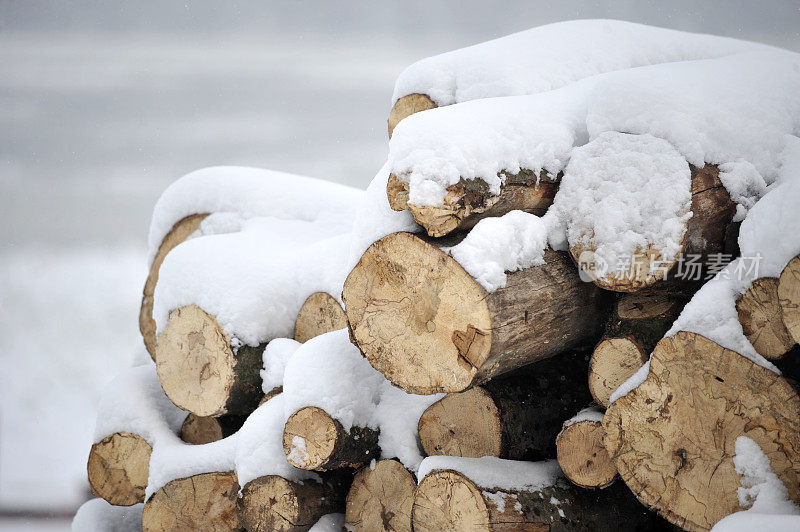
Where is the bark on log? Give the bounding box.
[258,385,284,406]
[142,471,241,531]
[180,413,246,445]
[345,459,416,532]
[779,254,800,345]
[155,304,264,417]
[87,432,151,506]
[387,171,560,238]
[282,406,379,471]
[603,331,800,531]
[387,93,436,138]
[342,232,608,394]
[736,277,795,361]
[293,292,347,343]
[139,213,208,359]
[418,351,591,460]
[412,468,669,531]
[237,474,347,532]
[556,418,618,489]
[571,164,736,292]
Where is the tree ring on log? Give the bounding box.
[283,406,340,470]
[87,432,151,506]
[294,292,347,343]
[412,470,490,532]
[779,255,800,345]
[346,459,415,532]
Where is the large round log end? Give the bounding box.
[346,459,416,532]
[87,432,151,506]
[412,470,490,532]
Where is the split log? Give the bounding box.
[412,467,668,531]
[238,474,347,532]
[589,294,685,406]
[345,459,416,532]
[603,331,800,531]
[139,213,208,359]
[387,93,436,137]
[87,432,151,506]
[155,304,264,417]
[142,471,241,531]
[556,415,618,489]
[293,292,347,343]
[180,413,246,445]
[418,351,591,460]
[386,171,559,238]
[779,254,800,345]
[282,406,379,471]
[571,164,736,292]
[342,232,608,394]
[736,277,795,360]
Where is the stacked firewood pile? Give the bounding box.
[78,20,800,532]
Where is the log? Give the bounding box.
[412,467,668,531]
[736,277,795,360]
[282,406,379,471]
[571,164,736,292]
[155,304,264,417]
[342,232,608,394]
[238,474,347,532]
[139,213,208,359]
[387,93,436,138]
[418,350,591,460]
[293,292,347,343]
[603,331,800,531]
[556,415,618,489]
[386,171,559,238]
[258,385,284,406]
[87,432,151,506]
[779,254,800,345]
[589,294,685,406]
[180,413,246,445]
[345,459,416,532]
[142,471,241,531]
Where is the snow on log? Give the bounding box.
[72,498,143,531]
[779,255,800,346]
[282,406,379,471]
[87,432,152,506]
[293,292,347,344]
[736,277,795,361]
[412,457,665,531]
[345,459,416,532]
[142,471,241,531]
[342,231,608,394]
[556,408,618,490]
[180,413,246,445]
[603,331,800,531]
[418,350,591,460]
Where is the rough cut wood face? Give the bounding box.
[87,432,151,506]
[293,292,347,343]
[556,420,618,489]
[238,475,339,532]
[139,213,208,359]
[779,255,800,346]
[387,93,436,137]
[736,277,794,360]
[180,413,245,445]
[142,472,242,531]
[589,337,648,407]
[345,459,415,532]
[604,331,800,532]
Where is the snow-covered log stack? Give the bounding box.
[76,19,800,532]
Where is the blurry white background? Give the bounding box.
[0,1,798,528]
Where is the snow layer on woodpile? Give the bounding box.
[393,19,769,108]
[260,338,301,393]
[417,456,563,493]
[72,498,142,532]
[147,166,361,264]
[309,513,345,532]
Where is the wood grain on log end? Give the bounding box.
[238,475,340,532]
[180,413,246,445]
[87,432,151,506]
[139,213,208,360]
[589,337,648,407]
[388,93,436,138]
[556,419,618,489]
[779,255,800,346]
[293,292,347,343]
[142,471,241,531]
[736,277,794,360]
[603,331,800,531]
[345,459,415,532]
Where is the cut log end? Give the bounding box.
[293,292,347,343]
[180,413,245,445]
[387,173,410,212]
[556,420,618,489]
[413,470,492,532]
[603,331,800,531]
[387,93,436,138]
[87,432,151,506]
[142,472,241,531]
[139,213,208,359]
[345,459,416,532]
[737,277,794,361]
[418,387,503,458]
[589,337,648,407]
[238,475,339,532]
[779,255,800,346]
[616,293,681,320]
